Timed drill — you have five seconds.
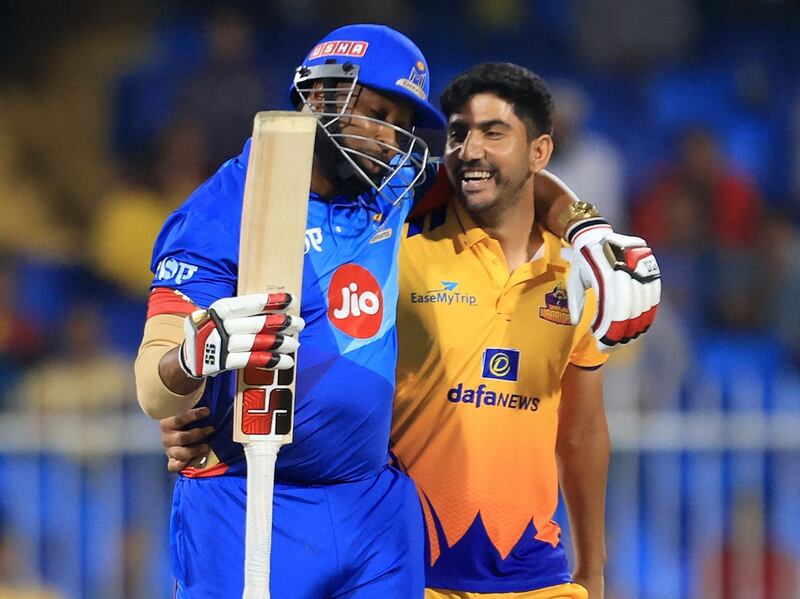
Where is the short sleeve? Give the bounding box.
[150,154,247,308]
[569,289,608,369]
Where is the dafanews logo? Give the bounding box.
[327,263,383,339]
[482,348,520,382]
[447,383,540,412]
[409,281,477,307]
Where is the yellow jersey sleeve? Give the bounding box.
[569,291,608,369]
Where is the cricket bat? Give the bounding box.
[234,111,316,599]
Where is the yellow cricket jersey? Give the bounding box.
[391,197,607,593]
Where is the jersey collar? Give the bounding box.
[447,194,570,275]
[449,196,489,253]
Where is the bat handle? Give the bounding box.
[242,441,281,599]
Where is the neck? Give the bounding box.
[310,162,335,198]
[472,178,541,272]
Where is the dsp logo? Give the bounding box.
[481,348,520,382]
[156,257,198,284]
[327,264,383,338]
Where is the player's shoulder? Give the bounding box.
[403,201,450,242]
[162,139,252,240]
[538,228,572,272]
[182,141,249,216]
[151,141,253,267]
[408,161,451,219]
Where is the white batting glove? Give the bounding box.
[178,292,305,378]
[566,219,661,352]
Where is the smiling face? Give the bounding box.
[443,93,551,224]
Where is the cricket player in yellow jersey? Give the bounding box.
[391,63,655,599]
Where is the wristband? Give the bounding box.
[177,342,205,380]
[557,201,602,238]
[566,216,611,245]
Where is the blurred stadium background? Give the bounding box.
[0,0,798,597]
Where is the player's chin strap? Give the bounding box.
[293,63,430,205]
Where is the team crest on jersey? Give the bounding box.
[395,61,427,100]
[309,40,369,60]
[481,348,520,382]
[539,283,571,325]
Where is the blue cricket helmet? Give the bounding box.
[292,24,445,129]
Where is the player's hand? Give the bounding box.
[566,221,661,352]
[160,407,214,473]
[179,292,304,379]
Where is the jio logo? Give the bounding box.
[327,264,383,338]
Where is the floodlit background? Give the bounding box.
[0,1,798,597]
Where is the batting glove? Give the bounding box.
[566,219,661,352]
[179,292,304,379]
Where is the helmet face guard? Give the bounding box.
[293,62,430,206]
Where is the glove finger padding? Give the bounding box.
[224,314,305,336]
[622,276,644,342]
[209,292,296,321]
[224,351,294,371]
[567,220,661,352]
[179,291,303,378]
[566,250,589,327]
[227,333,300,354]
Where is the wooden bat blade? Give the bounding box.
[233,111,316,445]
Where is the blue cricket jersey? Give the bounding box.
[151,140,433,483]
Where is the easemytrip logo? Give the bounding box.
[482,348,520,382]
[409,281,477,307]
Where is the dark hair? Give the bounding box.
[440,63,554,140]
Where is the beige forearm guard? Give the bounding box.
[134,314,205,419]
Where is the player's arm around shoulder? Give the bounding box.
[534,169,661,353]
[557,363,608,599]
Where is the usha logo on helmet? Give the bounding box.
[327,264,383,338]
[309,40,369,60]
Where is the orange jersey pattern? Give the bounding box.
[392,197,606,593]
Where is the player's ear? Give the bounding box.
[529,133,553,173]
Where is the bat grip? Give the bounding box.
[242,441,280,599]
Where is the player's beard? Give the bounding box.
[313,128,372,198]
[313,126,392,199]
[454,163,532,227]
